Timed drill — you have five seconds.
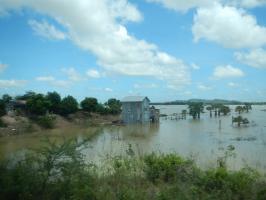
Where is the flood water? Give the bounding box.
[1,105,266,172]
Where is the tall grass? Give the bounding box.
[0,138,265,200]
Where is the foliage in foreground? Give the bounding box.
[0,139,265,200]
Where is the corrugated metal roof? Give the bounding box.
[121,96,150,102]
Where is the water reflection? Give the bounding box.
[0,105,266,172]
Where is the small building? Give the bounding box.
[150,106,160,123]
[5,100,27,116]
[121,96,150,124]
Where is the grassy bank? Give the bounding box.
[0,139,265,200]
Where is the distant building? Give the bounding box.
[121,96,150,124]
[6,100,27,115]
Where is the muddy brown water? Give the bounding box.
[1,105,266,172]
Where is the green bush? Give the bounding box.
[0,118,7,127]
[0,139,265,200]
[37,115,56,129]
[0,100,6,117]
[144,153,194,183]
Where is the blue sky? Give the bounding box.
[0,0,266,102]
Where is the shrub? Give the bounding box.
[0,118,7,127]
[37,115,56,129]
[144,153,194,183]
[0,99,6,117]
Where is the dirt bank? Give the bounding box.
[0,111,121,137]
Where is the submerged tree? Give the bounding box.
[243,103,252,112]
[181,109,187,119]
[206,106,213,117]
[188,102,204,119]
[232,116,249,127]
[235,106,244,115]
[219,105,230,116]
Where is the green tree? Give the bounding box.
[26,94,51,115]
[243,103,252,112]
[219,105,230,116]
[235,106,244,115]
[0,99,6,116]
[46,91,61,113]
[188,102,204,119]
[105,98,121,115]
[2,94,12,104]
[80,97,98,112]
[181,109,187,119]
[60,96,78,116]
[96,103,108,115]
[232,116,249,127]
[16,91,36,100]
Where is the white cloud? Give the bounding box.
[0,63,7,72]
[197,83,212,91]
[50,80,69,87]
[62,67,83,81]
[0,80,27,88]
[86,69,101,78]
[36,76,55,81]
[192,3,266,48]
[36,75,69,87]
[228,82,239,87]
[104,87,113,92]
[28,19,67,40]
[146,0,266,11]
[0,0,190,89]
[183,90,192,95]
[146,0,213,12]
[225,0,266,8]
[133,83,158,89]
[213,65,244,79]
[108,0,143,22]
[191,63,200,70]
[235,48,266,69]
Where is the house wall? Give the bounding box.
[142,98,150,123]
[121,98,150,124]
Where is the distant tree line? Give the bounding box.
[0,91,122,118]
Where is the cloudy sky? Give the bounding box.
[0,0,265,102]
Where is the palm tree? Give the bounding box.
[232,116,249,127]
[232,116,242,127]
[188,102,204,119]
[181,109,187,119]
[243,103,252,112]
[219,105,230,116]
[235,106,244,115]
